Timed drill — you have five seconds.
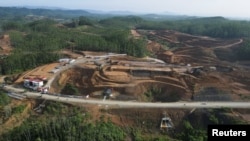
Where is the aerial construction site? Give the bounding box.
[1,29,250,138]
[7,29,249,103]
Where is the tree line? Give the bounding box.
[0,18,147,75]
[0,112,125,141]
[136,17,250,38]
[2,15,250,76]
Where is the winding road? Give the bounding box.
[212,39,243,49]
[3,85,250,109]
[2,54,250,109]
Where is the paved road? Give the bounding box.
[3,85,250,109]
[44,58,88,88]
[2,54,250,109]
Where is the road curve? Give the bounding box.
[2,55,250,109]
[3,85,250,109]
[213,39,243,49]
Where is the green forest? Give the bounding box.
[1,114,126,141]
[1,7,250,75]
[0,16,147,75]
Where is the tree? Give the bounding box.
[176,120,207,141]
[2,21,22,31]
[79,16,93,26]
[0,92,10,106]
[4,106,12,119]
[61,83,79,95]
[237,39,250,60]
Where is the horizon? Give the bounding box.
[0,0,250,19]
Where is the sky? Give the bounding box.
[0,0,250,18]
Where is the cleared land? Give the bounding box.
[8,30,250,103]
[2,29,250,130]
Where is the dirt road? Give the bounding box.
[213,39,243,49]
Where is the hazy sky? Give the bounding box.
[0,0,250,18]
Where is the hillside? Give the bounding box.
[1,29,249,140]
[1,7,250,141]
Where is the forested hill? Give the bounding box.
[0,7,188,20]
[0,7,94,20]
[137,16,250,38]
[1,7,250,75]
